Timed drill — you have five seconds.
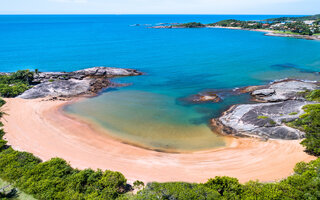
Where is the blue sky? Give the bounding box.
[0,0,319,14]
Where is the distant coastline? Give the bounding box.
[148,14,320,41]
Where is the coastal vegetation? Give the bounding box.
[177,22,205,28]
[267,14,320,22]
[0,124,129,199]
[287,89,320,156]
[0,70,35,97]
[208,15,320,36]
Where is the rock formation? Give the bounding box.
[18,67,142,99]
[212,80,320,140]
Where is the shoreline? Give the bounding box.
[1,97,315,183]
[209,26,320,40]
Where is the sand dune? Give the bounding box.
[1,98,315,183]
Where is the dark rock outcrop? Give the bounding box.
[212,80,319,140]
[18,67,142,99]
[251,80,318,102]
[212,100,310,140]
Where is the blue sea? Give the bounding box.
[1,15,320,151]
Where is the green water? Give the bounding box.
[66,90,227,151]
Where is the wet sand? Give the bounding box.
[1,97,315,183]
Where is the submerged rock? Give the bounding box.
[212,100,311,140]
[18,67,142,99]
[186,92,222,103]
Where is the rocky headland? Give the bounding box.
[212,80,320,140]
[17,67,142,99]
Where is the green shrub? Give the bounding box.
[204,176,242,198]
[133,180,145,189]
[0,83,30,97]
[269,120,276,125]
[135,182,221,199]
[0,98,5,107]
[0,70,34,97]
[306,89,320,102]
[288,104,320,155]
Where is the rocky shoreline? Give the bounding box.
[16,67,142,99]
[211,80,320,140]
[8,66,320,141]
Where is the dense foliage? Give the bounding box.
[178,22,205,28]
[135,160,320,200]
[209,19,263,29]
[0,70,34,97]
[286,90,320,156]
[206,14,320,36]
[267,14,320,22]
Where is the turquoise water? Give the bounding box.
[1,15,320,151]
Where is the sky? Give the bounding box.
[0,0,319,15]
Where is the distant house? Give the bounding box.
[262,24,270,27]
[271,23,282,28]
[304,20,315,25]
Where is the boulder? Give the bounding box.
[251,89,275,97]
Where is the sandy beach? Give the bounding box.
[209,26,320,40]
[1,97,315,183]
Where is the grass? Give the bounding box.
[0,178,36,200]
[273,30,301,35]
[257,115,269,119]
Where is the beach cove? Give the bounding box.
[1,15,320,184]
[1,97,315,183]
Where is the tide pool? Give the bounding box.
[1,15,320,151]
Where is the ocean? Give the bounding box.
[1,15,320,151]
